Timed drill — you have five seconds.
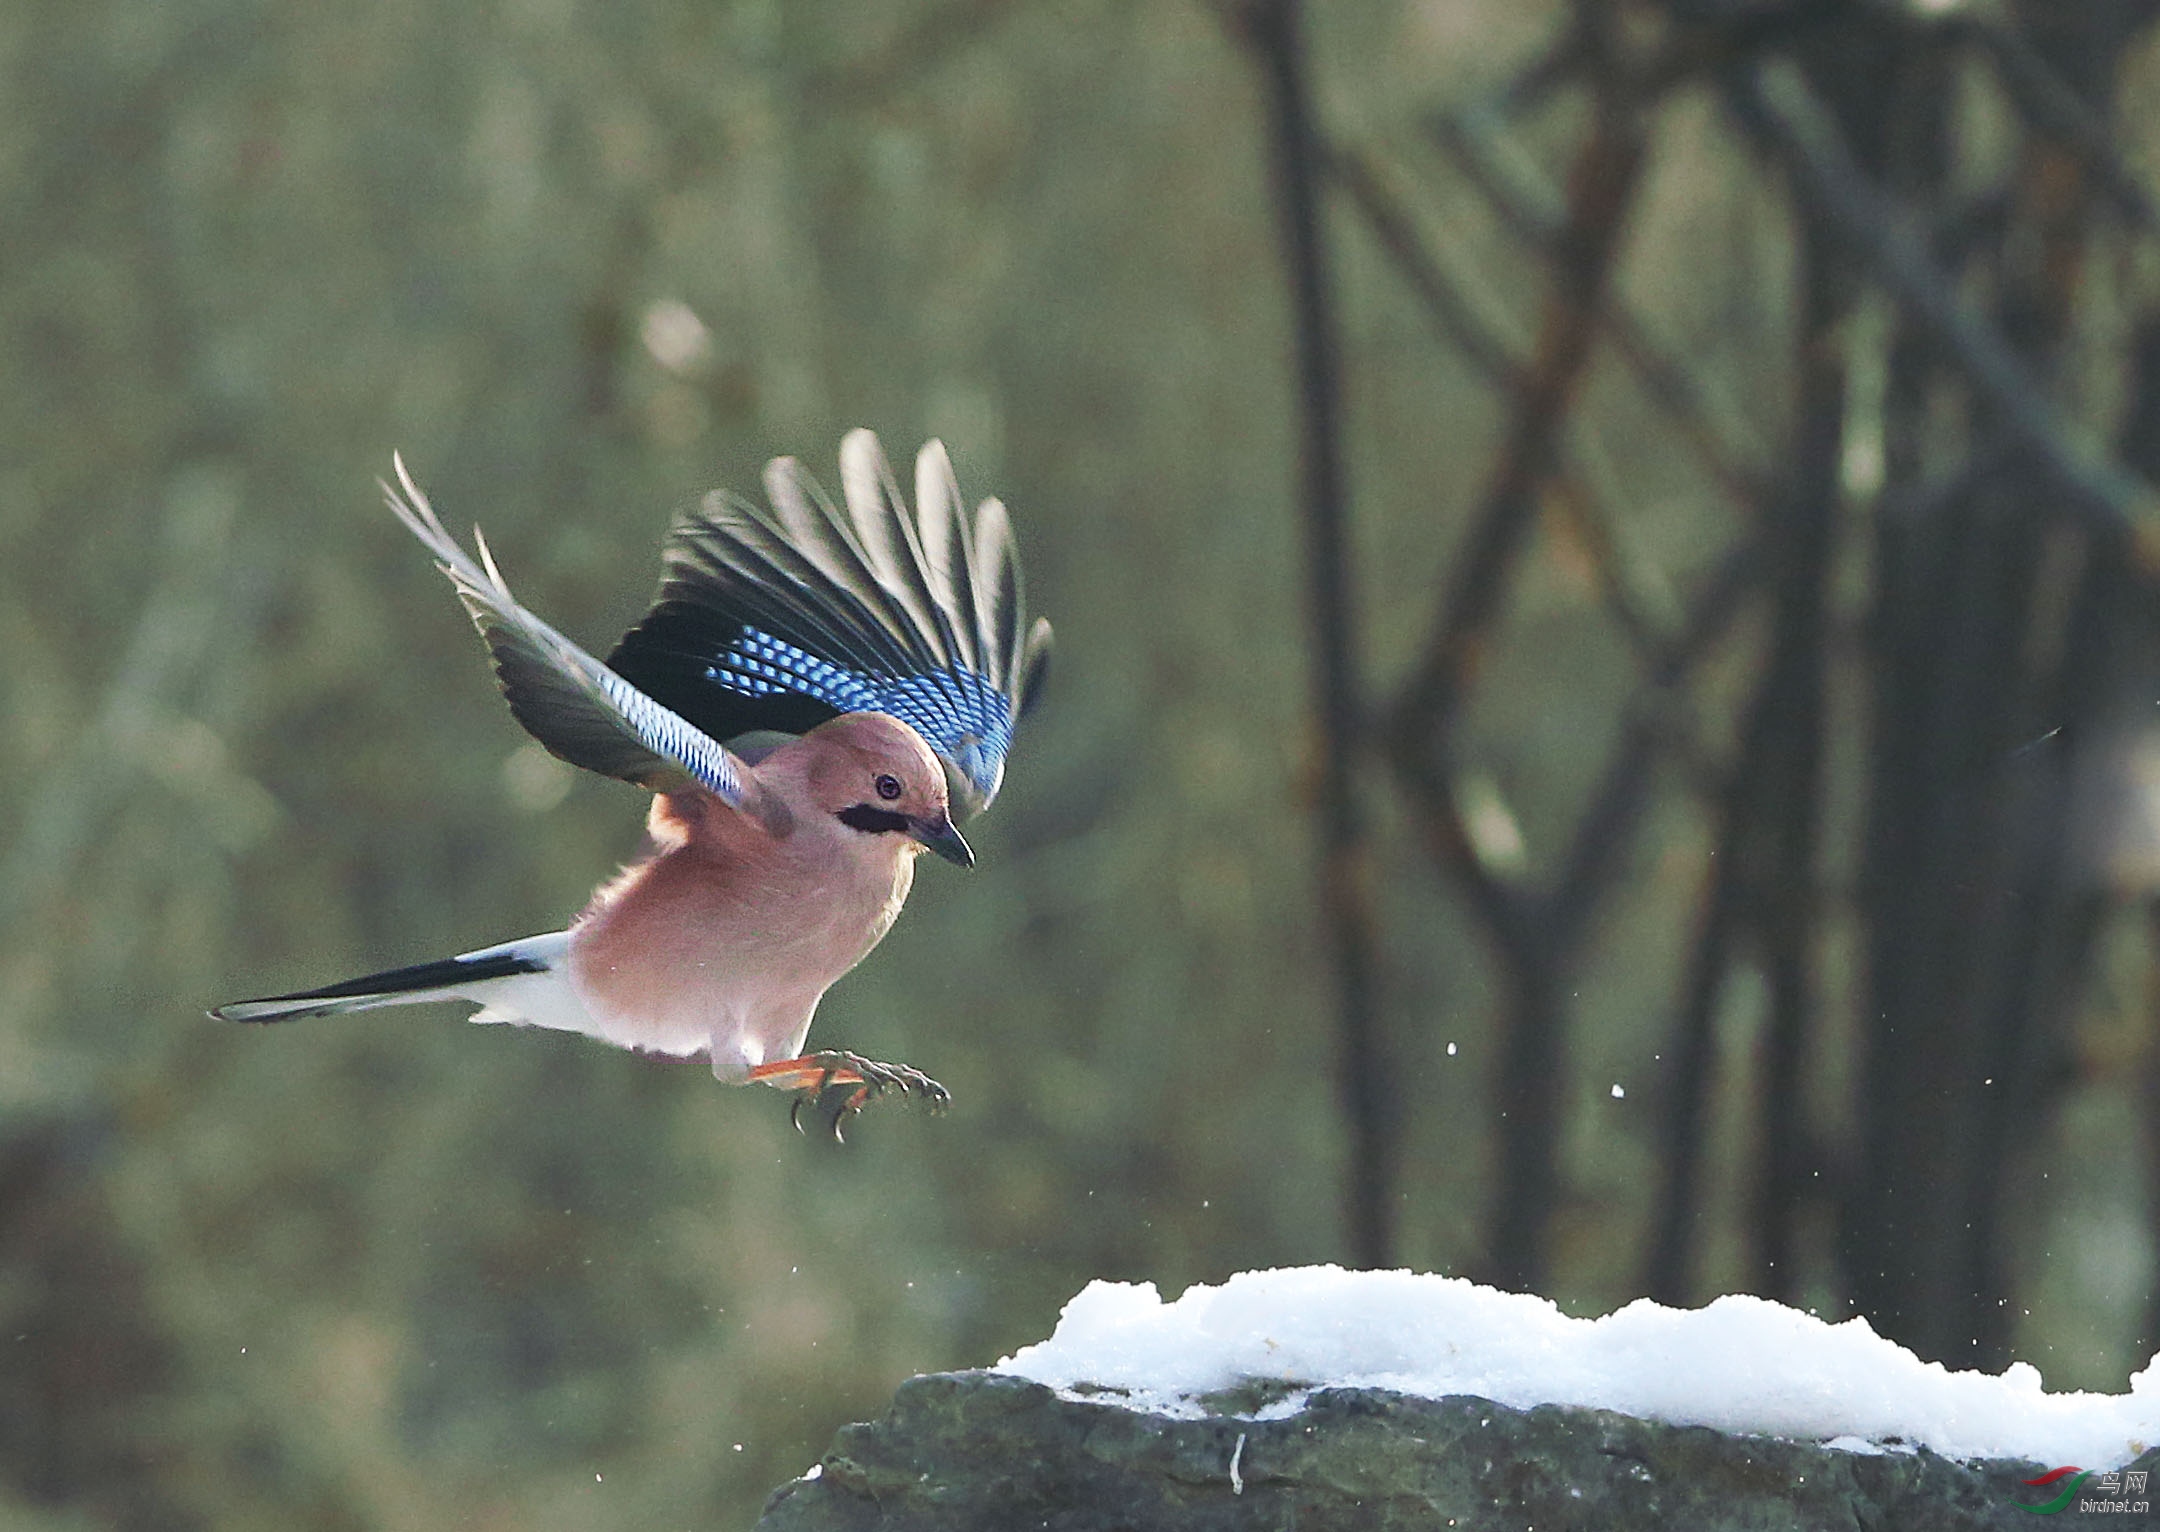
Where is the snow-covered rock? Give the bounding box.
[998,1266,2160,1466]
[757,1268,2160,1530]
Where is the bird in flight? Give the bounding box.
[212,430,1050,1135]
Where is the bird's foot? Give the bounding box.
[745,1051,951,1140]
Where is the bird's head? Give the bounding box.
[795,712,974,868]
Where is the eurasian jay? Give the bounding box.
[212,430,1050,1133]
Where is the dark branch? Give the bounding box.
[1431,101,1770,506]
[1729,57,2160,559]
[1952,14,2160,232]
[1244,0,1398,1270]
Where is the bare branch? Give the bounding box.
[1731,57,2160,560]
[1243,0,1398,1269]
[1954,14,2160,232]
[1432,101,1771,502]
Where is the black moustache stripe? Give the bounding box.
[836,804,912,835]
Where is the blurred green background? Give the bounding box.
[9,0,2160,1527]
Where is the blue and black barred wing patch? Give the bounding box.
[606,431,1051,819]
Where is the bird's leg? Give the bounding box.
[745,1051,952,1139]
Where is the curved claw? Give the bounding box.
[747,1050,953,1139]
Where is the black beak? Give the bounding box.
[911,813,975,868]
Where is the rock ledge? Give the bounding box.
[755,1369,2149,1530]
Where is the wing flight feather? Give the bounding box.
[606,430,1050,818]
[384,457,753,810]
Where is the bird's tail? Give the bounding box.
[210,934,572,1025]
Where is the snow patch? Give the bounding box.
[995,1266,2159,1467]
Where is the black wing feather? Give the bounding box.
[606,430,1049,817]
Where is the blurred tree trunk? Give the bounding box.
[1829,5,2145,1366]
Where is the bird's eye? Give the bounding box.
[875,773,903,801]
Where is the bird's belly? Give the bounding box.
[567,912,820,1073]
[563,845,910,1079]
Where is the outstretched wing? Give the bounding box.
[606,429,1052,819]
[384,457,758,812]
